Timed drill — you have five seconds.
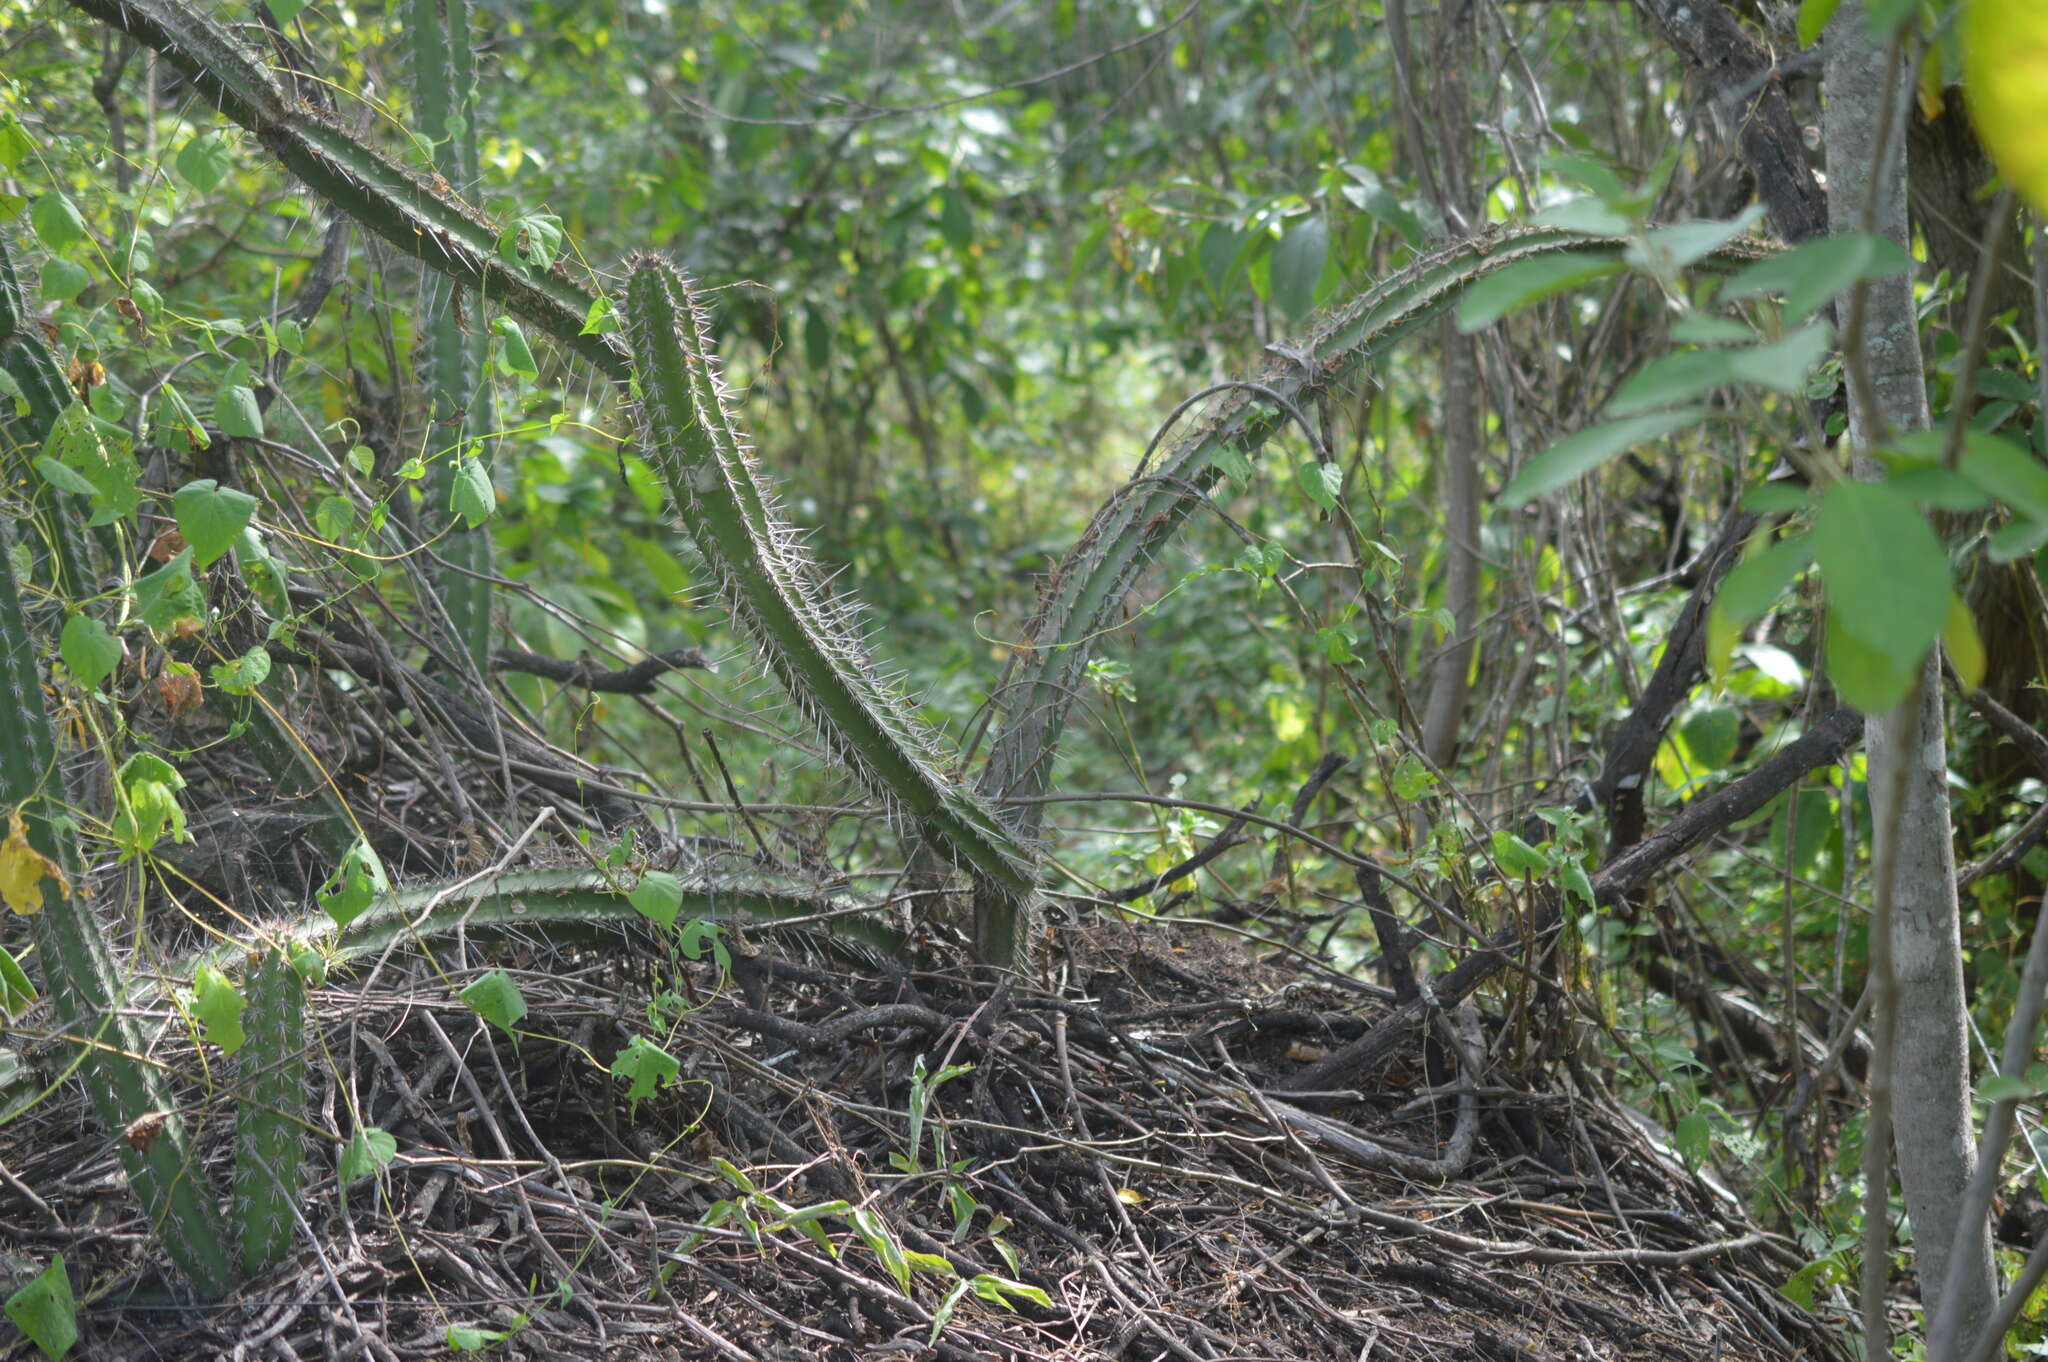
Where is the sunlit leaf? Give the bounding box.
[1499,408,1704,506]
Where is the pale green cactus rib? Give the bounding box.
[64,0,630,381]
[409,0,495,670]
[233,947,306,1277]
[0,522,238,1297]
[979,226,1773,842]
[622,258,1036,961]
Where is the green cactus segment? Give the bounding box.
[622,257,1036,957]
[0,228,71,439]
[175,868,902,978]
[980,226,1771,841]
[64,0,629,381]
[409,0,495,670]
[1,229,95,599]
[234,947,306,1277]
[0,524,238,1297]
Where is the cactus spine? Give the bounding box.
[622,258,1037,963]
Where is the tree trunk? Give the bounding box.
[1824,9,1997,1345]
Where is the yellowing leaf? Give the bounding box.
[1115,1187,1144,1205]
[1944,593,1988,693]
[1965,0,2048,215]
[0,810,68,915]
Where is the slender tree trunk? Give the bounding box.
[1824,10,1996,1345]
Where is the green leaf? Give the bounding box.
[0,114,34,173]
[111,751,189,860]
[580,295,620,336]
[930,1279,972,1347]
[177,133,235,195]
[1269,214,1329,321]
[1608,349,1736,417]
[1296,460,1341,511]
[1719,233,1911,323]
[190,964,247,1055]
[156,382,209,449]
[173,478,259,567]
[446,1324,510,1352]
[498,211,564,271]
[628,870,683,929]
[268,0,311,23]
[214,377,264,440]
[1825,613,1918,712]
[1210,444,1253,485]
[29,193,87,252]
[1491,831,1551,876]
[1811,480,1948,669]
[1456,252,1624,332]
[1528,196,1631,236]
[273,318,303,354]
[460,970,528,1034]
[1680,705,1741,770]
[318,840,386,929]
[1669,315,1758,345]
[492,316,538,377]
[678,918,728,970]
[1627,206,1765,275]
[133,549,205,634]
[1798,0,1844,45]
[314,494,355,542]
[33,456,97,497]
[1718,536,1813,623]
[346,444,376,478]
[450,457,495,527]
[1979,1074,2038,1103]
[1740,482,1811,513]
[60,615,122,689]
[210,645,272,694]
[969,1272,1053,1309]
[1726,322,1834,395]
[4,1255,77,1361]
[0,943,36,1014]
[612,1035,679,1102]
[338,1126,397,1183]
[39,257,88,302]
[1390,755,1437,800]
[1958,433,2048,524]
[1945,593,1987,693]
[1499,408,1705,506]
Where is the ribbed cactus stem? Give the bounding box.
[979,227,1774,844]
[0,521,237,1296]
[622,257,1037,965]
[409,0,494,670]
[234,947,307,1276]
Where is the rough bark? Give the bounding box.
[1824,10,1996,1344]
[1633,0,1829,245]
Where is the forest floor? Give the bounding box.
[0,903,1854,1362]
